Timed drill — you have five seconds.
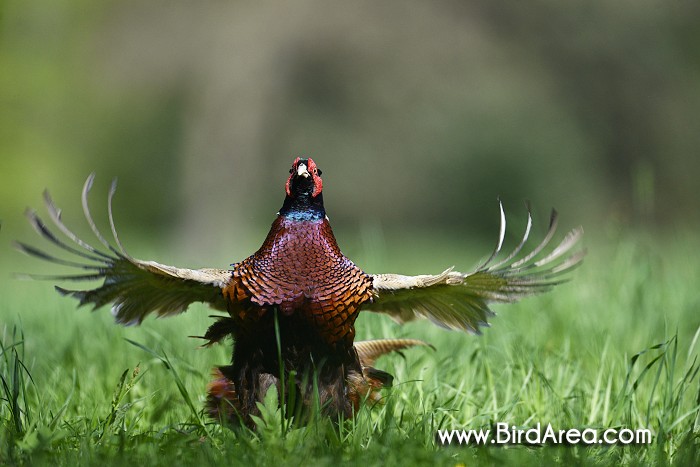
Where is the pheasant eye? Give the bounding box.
[289,168,294,174]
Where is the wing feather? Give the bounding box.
[366,203,585,333]
[354,338,432,367]
[18,175,231,325]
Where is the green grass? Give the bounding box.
[2,231,700,466]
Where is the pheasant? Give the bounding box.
[18,157,584,425]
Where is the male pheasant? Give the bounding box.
[18,157,584,425]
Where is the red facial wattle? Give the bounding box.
[285,157,323,198]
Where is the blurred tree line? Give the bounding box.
[1,0,699,262]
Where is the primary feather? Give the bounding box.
[15,175,229,325]
[366,204,585,333]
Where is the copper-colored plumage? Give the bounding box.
[224,216,373,347]
[215,209,376,421]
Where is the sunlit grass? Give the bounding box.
[2,231,699,465]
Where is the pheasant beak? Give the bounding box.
[297,163,310,178]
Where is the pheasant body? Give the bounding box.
[225,215,373,347]
[18,156,585,427]
[219,214,374,420]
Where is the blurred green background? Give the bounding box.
[2,4,700,462]
[2,0,699,270]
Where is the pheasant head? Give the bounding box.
[280,157,325,220]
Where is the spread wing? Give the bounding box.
[16,174,231,325]
[364,202,585,334]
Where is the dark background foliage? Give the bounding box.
[2,0,699,264]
